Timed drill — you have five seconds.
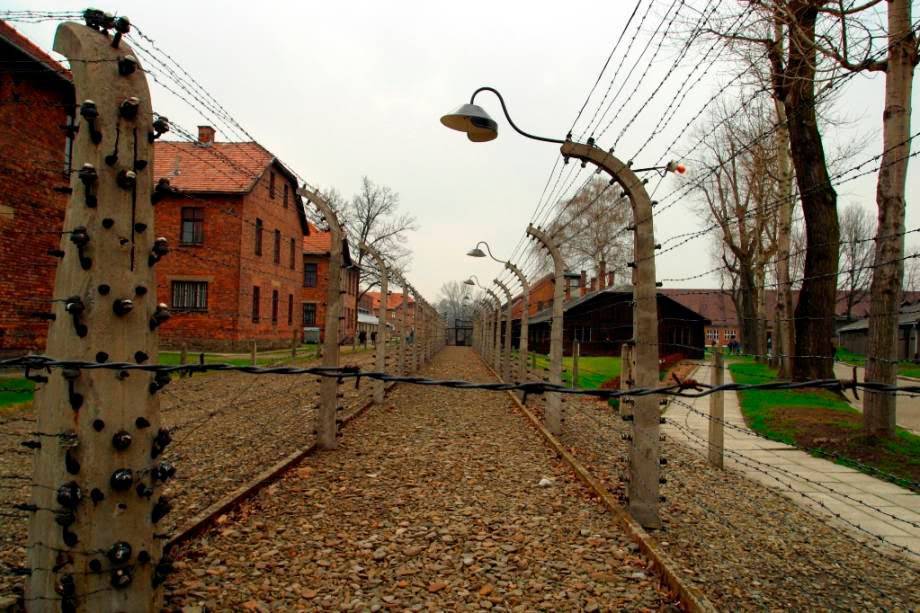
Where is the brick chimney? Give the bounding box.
[580,270,588,297]
[197,125,215,145]
[598,260,607,290]
[607,271,615,288]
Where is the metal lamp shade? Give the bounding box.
[463,277,476,285]
[440,104,498,142]
[466,247,486,257]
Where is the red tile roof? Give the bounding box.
[302,222,331,254]
[0,20,71,82]
[365,291,414,310]
[153,141,273,194]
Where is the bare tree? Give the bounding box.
[555,177,632,284]
[692,96,779,359]
[331,176,418,342]
[436,280,476,324]
[837,204,875,320]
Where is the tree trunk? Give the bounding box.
[738,264,759,356]
[865,0,916,437]
[786,1,839,381]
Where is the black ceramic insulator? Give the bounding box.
[149,372,171,394]
[95,351,109,363]
[62,529,78,547]
[152,116,169,138]
[118,54,137,75]
[111,567,132,589]
[92,419,105,432]
[90,488,105,504]
[135,483,153,498]
[151,177,175,204]
[102,218,115,229]
[65,449,80,475]
[54,511,75,527]
[149,303,171,330]
[109,468,134,491]
[113,299,134,316]
[56,574,75,596]
[151,428,171,458]
[89,559,103,572]
[138,550,151,564]
[153,461,176,483]
[116,169,137,190]
[135,416,151,429]
[151,496,171,524]
[98,284,110,295]
[119,97,140,119]
[135,285,148,296]
[107,541,132,564]
[134,351,149,363]
[112,430,132,451]
[148,237,169,266]
[134,223,147,233]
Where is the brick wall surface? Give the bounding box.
[0,60,72,355]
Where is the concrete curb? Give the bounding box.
[481,359,715,613]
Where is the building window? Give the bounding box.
[303,302,316,326]
[283,183,289,208]
[180,208,204,245]
[171,280,207,311]
[288,294,293,325]
[304,262,317,288]
[255,218,263,255]
[252,286,260,322]
[273,229,281,264]
[290,238,296,269]
[270,172,276,199]
[272,290,279,325]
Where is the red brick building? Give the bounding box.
[152,127,310,350]
[0,21,75,355]
[301,222,359,343]
[365,291,415,330]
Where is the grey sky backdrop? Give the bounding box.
[7,0,919,300]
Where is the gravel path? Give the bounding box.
[166,347,673,611]
[531,392,920,610]
[0,349,378,600]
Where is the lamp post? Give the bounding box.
[443,86,681,528]
[467,242,530,383]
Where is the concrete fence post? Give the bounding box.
[399,280,409,374]
[494,279,513,382]
[526,224,566,436]
[619,343,635,419]
[28,17,168,611]
[560,140,662,527]
[359,243,387,404]
[297,186,343,450]
[709,347,724,469]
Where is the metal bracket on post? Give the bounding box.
[559,140,661,528]
[29,17,166,611]
[526,224,566,436]
[359,243,388,403]
[297,186,343,450]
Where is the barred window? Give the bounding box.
[303,303,316,326]
[180,208,204,245]
[252,286,261,322]
[272,290,279,324]
[171,280,207,311]
[304,262,317,288]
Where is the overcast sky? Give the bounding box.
[7,0,919,301]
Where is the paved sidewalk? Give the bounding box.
[663,365,920,559]
[834,362,920,434]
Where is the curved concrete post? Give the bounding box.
[298,186,343,451]
[359,243,387,403]
[527,224,565,436]
[494,279,514,382]
[506,263,530,384]
[561,140,661,528]
[484,288,502,374]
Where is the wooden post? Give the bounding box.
[297,187,342,450]
[28,18,166,611]
[360,243,387,403]
[572,340,580,388]
[251,340,257,366]
[709,347,724,469]
[527,225,565,435]
[561,140,661,527]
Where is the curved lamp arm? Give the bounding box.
[471,87,565,145]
